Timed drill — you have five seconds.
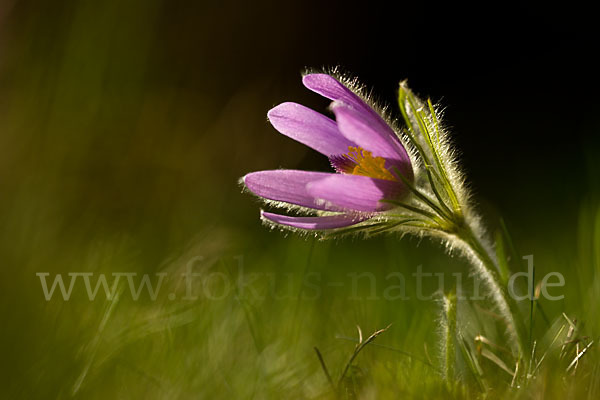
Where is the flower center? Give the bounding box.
[333,146,396,181]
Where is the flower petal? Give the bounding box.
[261,211,365,230]
[332,102,411,175]
[303,74,411,174]
[243,170,338,211]
[302,73,394,137]
[267,102,355,156]
[302,73,372,114]
[306,174,405,212]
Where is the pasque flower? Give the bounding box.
[242,73,414,231]
[242,71,530,360]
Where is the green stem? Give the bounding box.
[455,224,528,361]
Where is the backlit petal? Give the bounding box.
[306,174,405,212]
[261,211,365,230]
[267,102,355,156]
[243,170,338,211]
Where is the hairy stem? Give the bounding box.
[455,223,527,361]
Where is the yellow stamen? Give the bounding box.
[343,146,396,181]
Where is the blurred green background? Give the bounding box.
[1,0,599,398]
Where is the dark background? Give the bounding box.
[2,1,598,237]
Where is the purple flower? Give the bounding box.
[242,73,413,231]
